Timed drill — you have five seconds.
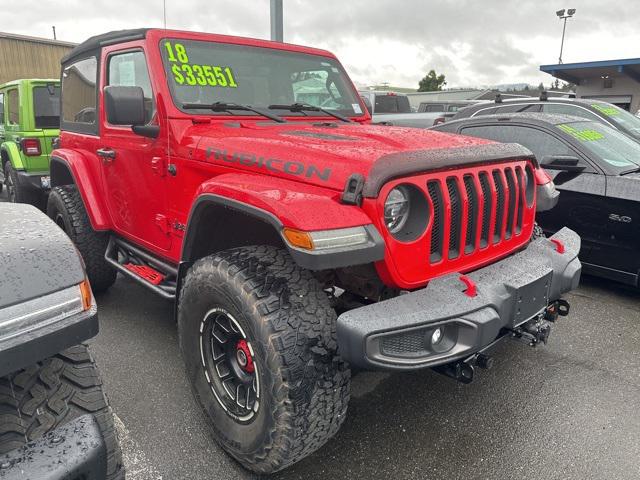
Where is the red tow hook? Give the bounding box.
[459,275,477,297]
[235,339,255,373]
[550,238,565,254]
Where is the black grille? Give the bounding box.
[381,331,427,356]
[479,172,492,248]
[492,170,505,244]
[505,168,517,240]
[515,167,524,233]
[463,175,478,254]
[428,180,444,263]
[446,177,461,259]
[421,165,528,265]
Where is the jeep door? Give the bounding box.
[99,45,171,252]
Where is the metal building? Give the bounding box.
[0,32,76,84]
[541,58,640,114]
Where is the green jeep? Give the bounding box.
[0,79,60,208]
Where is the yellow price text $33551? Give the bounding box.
[165,42,238,88]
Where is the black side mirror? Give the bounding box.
[541,155,586,172]
[104,86,145,126]
[104,86,159,138]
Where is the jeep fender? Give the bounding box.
[49,150,111,230]
[1,141,24,170]
[181,172,384,271]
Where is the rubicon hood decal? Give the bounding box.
[206,147,332,181]
[192,121,501,192]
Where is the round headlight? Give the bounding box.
[384,187,410,233]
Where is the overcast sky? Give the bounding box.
[3,0,639,89]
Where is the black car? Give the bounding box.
[451,96,640,144]
[432,113,640,287]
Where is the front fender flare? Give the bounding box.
[50,150,111,230]
[1,142,24,170]
[182,173,384,270]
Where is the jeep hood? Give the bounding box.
[191,121,533,194]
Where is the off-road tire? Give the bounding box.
[47,185,117,293]
[4,162,42,208]
[178,246,351,473]
[0,345,124,479]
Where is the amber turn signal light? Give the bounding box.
[79,279,93,311]
[283,228,314,250]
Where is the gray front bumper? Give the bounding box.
[337,228,581,370]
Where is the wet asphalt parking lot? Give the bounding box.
[2,191,639,479]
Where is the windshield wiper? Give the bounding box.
[182,101,286,123]
[621,166,640,175]
[268,103,353,123]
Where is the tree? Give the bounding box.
[537,82,545,91]
[418,70,447,92]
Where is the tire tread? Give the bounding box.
[47,185,116,292]
[180,246,350,473]
[0,345,124,479]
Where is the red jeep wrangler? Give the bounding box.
[49,28,581,473]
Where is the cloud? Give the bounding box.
[2,0,638,88]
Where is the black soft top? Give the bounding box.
[62,28,150,64]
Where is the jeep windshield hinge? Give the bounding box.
[341,173,365,205]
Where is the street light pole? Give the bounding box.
[270,0,283,42]
[556,8,576,64]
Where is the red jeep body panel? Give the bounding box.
[55,29,537,290]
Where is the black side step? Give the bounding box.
[105,237,178,300]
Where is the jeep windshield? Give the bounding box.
[33,84,60,129]
[160,39,363,118]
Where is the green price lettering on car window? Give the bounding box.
[202,65,216,86]
[181,64,197,85]
[169,63,238,88]
[191,65,208,86]
[591,104,619,117]
[164,42,189,63]
[558,124,605,141]
[212,66,227,87]
[224,67,238,87]
[171,64,185,84]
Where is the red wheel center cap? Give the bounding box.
[235,339,255,373]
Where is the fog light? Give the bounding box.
[431,327,443,345]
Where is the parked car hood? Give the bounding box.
[191,121,496,192]
[0,203,85,307]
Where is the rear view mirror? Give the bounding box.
[540,155,586,172]
[104,86,146,126]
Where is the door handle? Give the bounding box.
[96,148,116,162]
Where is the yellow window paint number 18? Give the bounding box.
[165,41,238,88]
